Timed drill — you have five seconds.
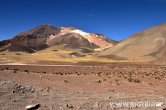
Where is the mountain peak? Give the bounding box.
[0,24,116,53]
[37,24,58,28]
[17,24,61,37]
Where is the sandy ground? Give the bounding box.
[0,64,166,110]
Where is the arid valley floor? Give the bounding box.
[0,64,166,110]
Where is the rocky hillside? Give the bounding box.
[99,23,166,63]
[0,24,117,53]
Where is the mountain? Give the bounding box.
[99,23,166,63]
[0,24,117,53]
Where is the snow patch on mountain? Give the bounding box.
[71,29,93,43]
[71,30,90,36]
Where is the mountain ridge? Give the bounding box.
[99,23,166,63]
[0,24,117,53]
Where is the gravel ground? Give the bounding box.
[0,64,166,110]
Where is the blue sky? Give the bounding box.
[0,0,166,41]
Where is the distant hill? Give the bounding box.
[99,23,166,63]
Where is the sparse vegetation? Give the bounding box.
[154,76,161,80]
[69,52,86,57]
[81,48,94,53]
[5,67,9,70]
[24,70,29,72]
[103,79,107,81]
[13,70,17,73]
[42,72,46,74]
[149,83,153,85]
[133,79,141,83]
[52,49,58,52]
[96,79,102,83]
[128,78,141,83]
[15,53,22,55]
[64,80,69,83]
